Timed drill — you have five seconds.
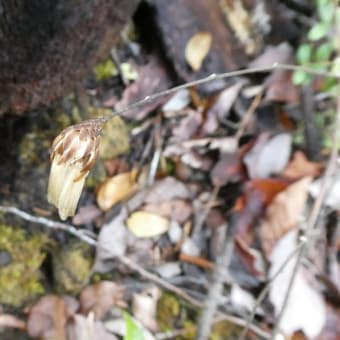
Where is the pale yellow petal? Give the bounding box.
[47,156,68,207]
[57,165,87,220]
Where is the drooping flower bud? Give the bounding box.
[48,119,103,220]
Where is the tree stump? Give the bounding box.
[0,0,139,115]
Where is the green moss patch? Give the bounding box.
[0,225,47,306]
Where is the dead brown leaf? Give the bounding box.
[72,204,102,225]
[260,177,312,258]
[115,56,171,120]
[96,170,138,211]
[143,199,192,224]
[27,295,78,340]
[211,152,245,186]
[172,110,202,142]
[127,211,169,238]
[144,177,192,204]
[132,286,161,332]
[0,314,26,330]
[185,32,212,71]
[92,207,128,273]
[234,178,290,237]
[244,133,292,179]
[80,281,124,319]
[317,305,340,340]
[68,314,118,340]
[265,69,300,104]
[282,151,323,179]
[203,81,245,134]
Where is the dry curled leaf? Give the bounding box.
[68,314,118,340]
[144,177,191,204]
[260,177,312,258]
[0,314,26,330]
[80,281,124,319]
[244,133,292,179]
[269,230,326,338]
[127,211,169,238]
[185,32,212,71]
[27,295,78,340]
[282,151,322,179]
[97,170,138,211]
[92,207,128,273]
[132,286,161,332]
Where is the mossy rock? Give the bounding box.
[157,292,198,339]
[52,240,93,295]
[0,225,47,306]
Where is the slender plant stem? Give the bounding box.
[100,63,340,123]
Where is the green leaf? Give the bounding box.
[296,44,312,64]
[317,2,333,23]
[308,22,329,41]
[315,42,333,62]
[124,312,145,340]
[292,70,312,86]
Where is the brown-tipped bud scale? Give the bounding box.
[47,119,103,220]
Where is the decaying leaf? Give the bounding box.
[172,110,202,142]
[260,177,312,257]
[143,199,192,224]
[27,295,78,340]
[282,151,322,179]
[115,56,171,120]
[162,89,191,113]
[93,207,128,273]
[234,178,290,236]
[219,0,261,55]
[132,286,161,332]
[203,81,245,134]
[210,151,245,186]
[144,177,191,204]
[80,281,124,319]
[185,32,212,71]
[68,314,118,340]
[97,170,138,211]
[244,133,292,179]
[265,69,300,104]
[269,230,326,338]
[127,211,169,238]
[309,173,340,209]
[0,314,26,330]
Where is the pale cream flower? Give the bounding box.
[48,119,102,220]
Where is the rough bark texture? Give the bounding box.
[0,0,139,115]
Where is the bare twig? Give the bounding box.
[100,63,340,123]
[196,222,235,340]
[234,90,263,142]
[192,186,220,236]
[0,205,270,339]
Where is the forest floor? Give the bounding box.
[1,1,340,339]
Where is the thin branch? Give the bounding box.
[101,63,340,123]
[0,205,270,339]
[234,90,263,142]
[196,222,235,340]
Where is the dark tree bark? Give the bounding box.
[0,0,139,114]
